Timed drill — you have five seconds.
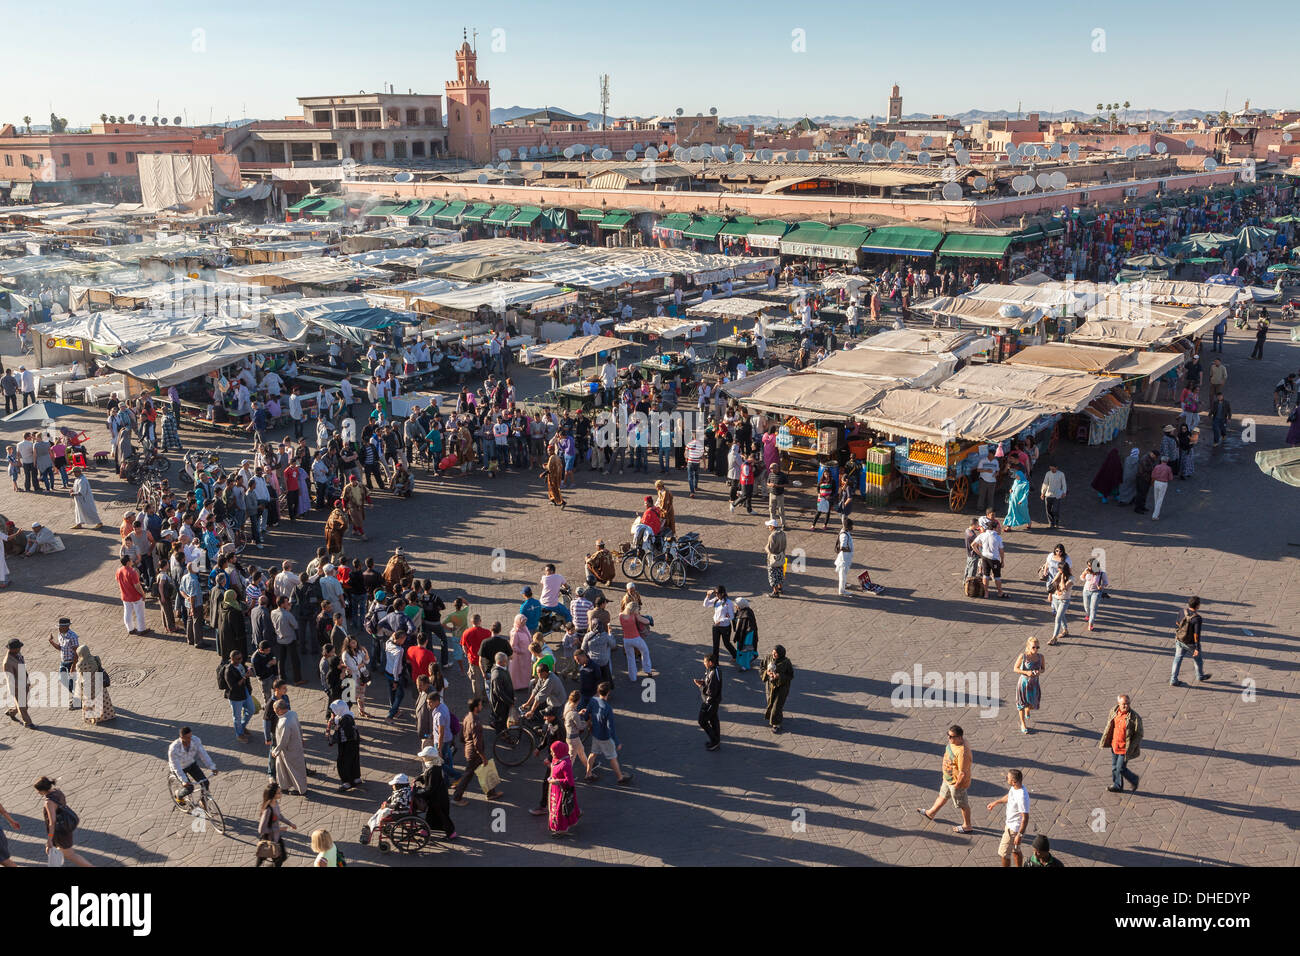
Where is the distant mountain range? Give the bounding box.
[492,105,1264,129]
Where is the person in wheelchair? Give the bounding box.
[360,773,414,845]
[390,460,413,498]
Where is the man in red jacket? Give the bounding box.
[459,615,491,699]
[116,555,148,635]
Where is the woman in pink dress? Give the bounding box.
[509,614,533,691]
[547,741,580,837]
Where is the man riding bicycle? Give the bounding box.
[168,726,218,798]
[538,564,571,623]
[521,662,566,720]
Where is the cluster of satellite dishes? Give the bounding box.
[1006,142,1074,165]
[1009,170,1070,195]
[109,113,183,126]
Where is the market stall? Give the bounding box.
[534,334,635,411]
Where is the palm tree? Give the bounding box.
[22,115,31,133]
[1122,100,1130,125]
[100,113,108,123]
[1218,110,1230,125]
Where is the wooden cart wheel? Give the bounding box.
[1048,424,1059,454]
[949,475,970,512]
[901,478,919,501]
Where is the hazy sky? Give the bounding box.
[4,0,1295,126]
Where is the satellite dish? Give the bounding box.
[1284,132,1293,143]
[731,145,744,160]
[1048,143,1062,159]
[498,148,513,161]
[174,116,182,125]
[1203,157,1217,171]
[128,113,135,121]
[517,147,527,160]
[846,145,860,159]
[672,146,687,161]
[1011,174,1034,194]
[941,182,962,201]
[477,174,488,184]
[887,146,902,161]
[1185,138,1196,149]
[1127,127,1138,136]
[393,171,414,183]
[920,136,932,148]
[1124,146,1138,159]
[160,117,168,125]
[675,107,684,116]
[973,175,988,190]
[1138,143,1151,155]
[1068,143,1080,158]
[918,151,931,164]
[624,149,636,161]
[941,156,956,168]
[633,142,644,151]
[646,146,659,160]
[954,148,970,165]
[871,143,886,159]
[563,146,575,159]
[532,162,542,170]
[891,140,905,150]
[1048,171,1068,189]
[1155,142,1167,154]
[497,162,509,171]
[952,141,963,151]
[797,149,809,162]
[712,146,727,161]
[1035,172,1050,189]
[709,107,717,116]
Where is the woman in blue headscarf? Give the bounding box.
[1002,465,1031,531]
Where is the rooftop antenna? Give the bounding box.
[472,28,477,52]
[599,73,611,144]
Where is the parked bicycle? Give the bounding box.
[648,531,710,588]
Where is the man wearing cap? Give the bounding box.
[1159,425,1179,466]
[518,587,543,632]
[584,540,616,587]
[3,638,35,727]
[48,618,81,709]
[318,564,345,612]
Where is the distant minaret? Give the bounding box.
[888,83,903,125]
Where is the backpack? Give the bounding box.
[1174,614,1195,647]
[965,577,986,599]
[53,803,80,839]
[217,660,230,691]
[449,710,462,738]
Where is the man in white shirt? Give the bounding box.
[15,433,36,490]
[1039,463,1067,530]
[620,303,633,320]
[702,586,737,661]
[974,525,1006,598]
[801,300,813,331]
[975,446,1001,514]
[987,769,1030,867]
[288,388,304,440]
[601,359,618,392]
[168,727,217,795]
[538,564,570,621]
[261,369,283,399]
[18,366,35,406]
[339,376,354,418]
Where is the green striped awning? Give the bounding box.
[414,201,446,221]
[717,216,757,237]
[860,226,943,256]
[434,200,467,223]
[287,196,324,213]
[1042,219,1065,236]
[1016,225,1045,242]
[510,205,542,226]
[938,233,1015,259]
[598,210,633,230]
[746,219,790,249]
[460,202,493,222]
[366,201,407,216]
[780,223,867,261]
[577,208,606,221]
[392,200,425,217]
[484,204,518,226]
[304,198,344,216]
[683,216,726,240]
[655,213,693,233]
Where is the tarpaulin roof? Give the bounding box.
[913,295,1044,329]
[613,316,707,339]
[1123,278,1240,307]
[431,253,553,281]
[718,364,791,400]
[1255,446,1300,489]
[854,328,989,359]
[535,334,635,361]
[216,257,389,287]
[412,281,576,313]
[686,297,780,319]
[743,371,892,420]
[811,349,955,387]
[33,310,260,351]
[861,388,1049,442]
[301,307,419,345]
[960,282,1101,315]
[340,225,461,253]
[935,364,1115,413]
[1006,343,1134,373]
[264,294,375,341]
[1105,350,1185,380]
[1069,305,1227,348]
[343,248,448,272]
[103,332,294,386]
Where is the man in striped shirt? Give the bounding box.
[47,618,80,709]
[571,591,593,633]
[685,431,705,498]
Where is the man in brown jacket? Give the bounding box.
[1099,694,1143,793]
[452,697,503,805]
[3,638,35,728]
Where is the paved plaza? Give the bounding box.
[1,324,1297,867]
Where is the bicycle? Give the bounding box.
[491,711,540,768]
[136,477,170,510]
[167,770,226,834]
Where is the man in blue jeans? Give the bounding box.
[1100,694,1142,793]
[1170,596,1211,686]
[384,630,408,720]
